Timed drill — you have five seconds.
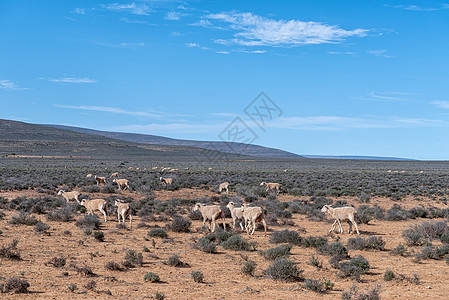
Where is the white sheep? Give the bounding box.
[321,205,359,235]
[115,199,132,229]
[241,203,267,235]
[109,172,118,178]
[95,176,106,186]
[193,203,226,233]
[86,173,93,178]
[80,199,108,222]
[260,182,282,193]
[113,178,130,191]
[57,190,81,204]
[218,182,230,194]
[160,177,173,185]
[226,201,245,231]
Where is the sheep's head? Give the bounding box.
[159,177,163,181]
[240,203,248,212]
[80,199,88,206]
[260,182,266,186]
[112,179,117,183]
[226,202,235,209]
[57,190,64,195]
[193,203,203,211]
[321,205,331,213]
[115,199,123,207]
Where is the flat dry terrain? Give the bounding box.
[1,189,448,299]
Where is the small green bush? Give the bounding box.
[241,260,256,276]
[93,231,105,242]
[148,228,168,238]
[168,217,191,232]
[144,272,160,282]
[260,244,292,260]
[198,237,217,253]
[221,235,256,251]
[263,258,303,281]
[269,229,302,245]
[384,269,395,281]
[191,270,204,283]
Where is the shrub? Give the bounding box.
[386,204,409,221]
[105,261,123,271]
[402,228,423,246]
[260,244,292,260]
[188,210,202,220]
[148,228,168,238]
[74,265,95,277]
[319,242,349,257]
[301,236,328,248]
[303,279,332,293]
[191,271,204,283]
[347,236,385,251]
[0,239,21,260]
[124,249,144,267]
[166,255,184,267]
[144,272,160,282]
[384,269,395,281]
[263,258,303,281]
[309,255,322,269]
[339,255,370,281]
[204,231,236,243]
[46,207,73,222]
[197,238,217,253]
[168,217,191,232]
[75,215,101,230]
[221,235,257,251]
[358,192,371,203]
[46,256,66,268]
[3,277,30,293]
[391,244,408,256]
[403,221,449,246]
[341,284,381,300]
[83,280,97,291]
[68,283,77,292]
[35,221,50,234]
[93,231,105,242]
[269,229,302,245]
[155,292,165,300]
[416,244,449,260]
[9,212,38,226]
[241,260,256,276]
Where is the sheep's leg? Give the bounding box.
[222,216,226,232]
[117,212,121,224]
[239,219,244,231]
[211,219,216,233]
[349,217,360,235]
[338,220,343,233]
[262,218,267,236]
[330,220,339,232]
[129,214,132,229]
[348,220,353,234]
[251,220,256,235]
[232,218,236,230]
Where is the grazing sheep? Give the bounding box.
[95,176,106,186]
[115,199,132,229]
[193,203,226,233]
[219,182,230,194]
[80,199,107,222]
[226,202,245,231]
[113,178,130,191]
[152,167,158,170]
[260,182,282,193]
[160,177,173,185]
[283,169,288,173]
[321,205,359,235]
[86,173,93,178]
[109,172,118,178]
[57,190,81,204]
[240,203,267,235]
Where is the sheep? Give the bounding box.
[57,190,81,204]
[321,205,359,235]
[226,202,245,231]
[115,199,132,229]
[95,175,106,186]
[240,203,267,236]
[160,177,173,185]
[260,182,282,193]
[86,173,93,178]
[218,182,230,194]
[283,169,288,173]
[109,172,118,178]
[80,199,107,222]
[193,203,226,233]
[113,178,130,191]
[152,167,158,170]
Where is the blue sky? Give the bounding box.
[1,0,449,160]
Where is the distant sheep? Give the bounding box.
[260,182,282,193]
[86,173,93,178]
[80,199,107,222]
[219,182,230,194]
[109,172,118,178]
[240,203,267,235]
[113,178,130,191]
[57,190,81,204]
[95,176,106,186]
[115,199,132,229]
[193,203,226,233]
[160,177,173,185]
[321,205,359,235]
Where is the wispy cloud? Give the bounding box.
[72,8,86,15]
[0,80,30,90]
[54,105,161,117]
[431,100,449,109]
[164,11,185,20]
[203,12,368,47]
[114,123,224,134]
[328,51,356,55]
[352,91,412,102]
[367,49,393,58]
[43,77,97,84]
[103,2,152,15]
[185,42,210,50]
[385,4,449,11]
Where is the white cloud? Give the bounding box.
[45,77,97,83]
[103,3,152,15]
[431,100,449,109]
[385,4,449,11]
[0,80,30,90]
[72,8,86,15]
[205,12,368,47]
[120,42,145,47]
[114,123,224,134]
[54,105,161,117]
[165,11,184,20]
[186,42,200,47]
[216,50,230,54]
[367,49,393,58]
[352,91,411,102]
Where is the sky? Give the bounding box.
[1,0,449,160]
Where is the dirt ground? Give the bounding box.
[1,189,449,299]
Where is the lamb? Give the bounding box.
[80,199,108,222]
[57,190,81,204]
[95,176,106,186]
[321,205,359,235]
[160,177,173,185]
[240,203,267,235]
[109,172,118,178]
[218,182,230,194]
[260,182,282,193]
[115,199,132,229]
[113,178,130,191]
[226,201,245,231]
[86,173,93,178]
[193,203,226,233]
